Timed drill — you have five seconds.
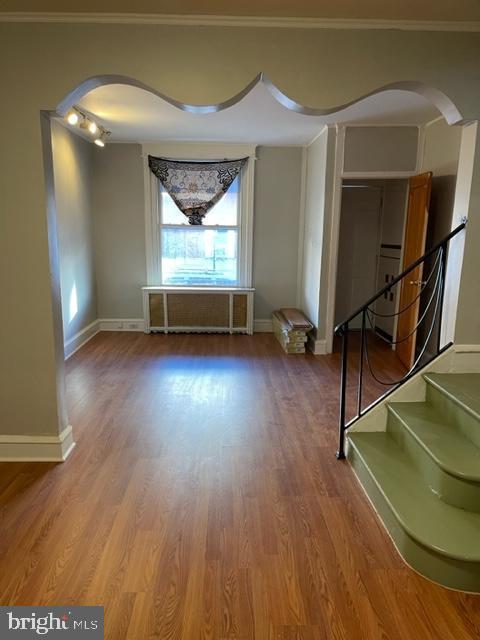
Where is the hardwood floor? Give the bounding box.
[1,332,479,639]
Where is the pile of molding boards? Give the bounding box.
[272,308,313,354]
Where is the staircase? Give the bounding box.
[348,372,480,592]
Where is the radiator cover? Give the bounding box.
[142,286,254,335]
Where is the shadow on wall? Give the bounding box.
[428,175,459,246]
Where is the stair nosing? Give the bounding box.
[387,403,480,482]
[424,373,480,423]
[348,432,480,562]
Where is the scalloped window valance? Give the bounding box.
[148,156,248,225]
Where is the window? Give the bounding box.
[144,144,256,288]
[160,177,240,286]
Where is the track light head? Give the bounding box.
[66,110,79,126]
[94,130,108,147]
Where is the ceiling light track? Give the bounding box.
[65,106,110,147]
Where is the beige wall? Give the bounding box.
[446,123,478,344]
[253,146,303,318]
[343,126,419,173]
[417,118,462,349]
[92,143,146,319]
[51,121,97,344]
[422,118,462,177]
[381,180,408,246]
[421,118,462,245]
[317,129,338,341]
[334,185,383,328]
[91,144,303,320]
[2,21,480,439]
[300,129,330,330]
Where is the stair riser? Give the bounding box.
[426,383,480,448]
[387,410,480,513]
[348,440,480,592]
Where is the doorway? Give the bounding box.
[334,179,409,337]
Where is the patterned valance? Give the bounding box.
[148,156,248,225]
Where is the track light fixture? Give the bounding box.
[64,106,110,148]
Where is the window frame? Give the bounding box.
[159,178,241,287]
[143,143,256,288]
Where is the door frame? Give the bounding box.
[324,124,425,353]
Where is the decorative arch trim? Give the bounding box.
[56,72,464,126]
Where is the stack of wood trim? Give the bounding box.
[272,308,313,354]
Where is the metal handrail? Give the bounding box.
[335,220,466,460]
[334,222,466,333]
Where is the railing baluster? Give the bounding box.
[336,322,348,460]
[334,221,466,460]
[357,309,366,418]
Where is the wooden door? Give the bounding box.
[396,172,432,369]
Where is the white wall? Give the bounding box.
[51,121,97,345]
[299,128,330,333]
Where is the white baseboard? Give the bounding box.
[451,344,480,372]
[64,318,147,360]
[307,336,327,355]
[0,425,75,462]
[254,318,273,332]
[98,318,145,332]
[64,320,100,359]
[454,344,480,352]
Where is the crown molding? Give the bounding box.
[0,12,480,32]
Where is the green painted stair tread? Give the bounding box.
[348,432,480,562]
[424,373,480,420]
[388,402,480,481]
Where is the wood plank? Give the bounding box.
[0,332,477,639]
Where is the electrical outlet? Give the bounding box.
[129,322,138,330]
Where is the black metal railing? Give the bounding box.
[335,220,466,460]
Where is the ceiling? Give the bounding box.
[2,0,480,22]
[76,83,440,146]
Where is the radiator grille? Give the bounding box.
[232,294,248,327]
[145,288,253,333]
[167,293,230,327]
[149,294,164,327]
